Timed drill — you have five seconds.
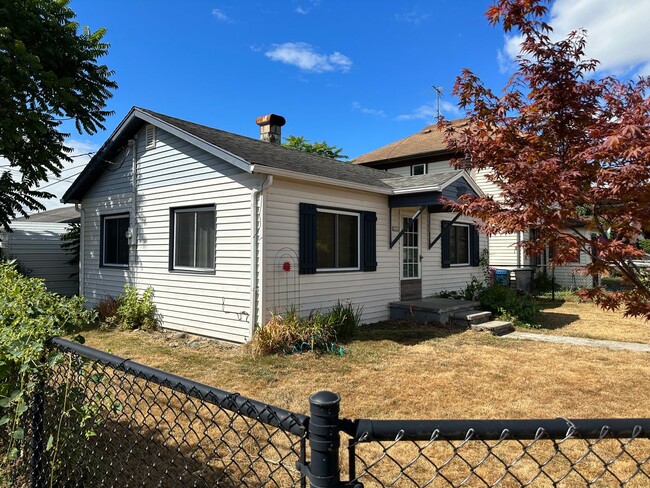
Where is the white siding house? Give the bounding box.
[1,208,79,296]
[63,107,488,343]
[354,121,595,291]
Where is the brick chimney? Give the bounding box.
[256,114,286,145]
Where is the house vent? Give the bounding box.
[145,124,156,149]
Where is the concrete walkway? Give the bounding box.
[504,331,650,353]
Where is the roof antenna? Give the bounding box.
[432,85,443,121]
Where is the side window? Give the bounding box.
[411,163,427,176]
[170,206,216,271]
[449,224,470,265]
[316,209,360,271]
[442,221,480,268]
[299,204,376,274]
[101,213,129,267]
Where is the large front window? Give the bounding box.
[101,213,129,267]
[450,224,469,265]
[316,209,359,270]
[172,206,215,271]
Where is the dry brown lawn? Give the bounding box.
[80,311,649,421]
[74,302,650,486]
[531,300,650,344]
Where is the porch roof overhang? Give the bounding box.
[386,171,481,210]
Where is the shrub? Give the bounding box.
[250,302,361,356]
[325,301,362,341]
[0,261,96,460]
[478,284,540,325]
[97,295,119,323]
[105,285,158,331]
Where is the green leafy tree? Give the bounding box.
[0,0,117,230]
[283,135,349,161]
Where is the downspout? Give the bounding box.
[516,231,521,268]
[129,137,138,279]
[250,175,273,340]
[74,203,84,297]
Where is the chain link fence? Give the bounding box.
[489,263,600,299]
[346,419,650,487]
[16,337,308,488]
[9,338,650,487]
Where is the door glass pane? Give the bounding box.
[402,217,419,278]
[337,214,358,268]
[317,212,335,268]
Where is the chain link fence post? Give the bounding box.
[307,391,342,488]
[29,375,46,488]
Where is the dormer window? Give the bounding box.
[411,163,427,176]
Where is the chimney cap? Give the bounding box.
[256,114,286,127]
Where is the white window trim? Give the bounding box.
[450,223,470,267]
[411,163,427,176]
[172,206,215,272]
[316,208,361,272]
[102,213,129,268]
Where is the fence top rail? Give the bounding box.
[50,337,309,437]
[344,418,650,442]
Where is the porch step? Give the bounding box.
[450,311,492,327]
[389,298,480,324]
[471,320,515,336]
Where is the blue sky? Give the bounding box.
[42,0,650,208]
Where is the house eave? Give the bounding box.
[250,164,394,195]
[62,107,254,204]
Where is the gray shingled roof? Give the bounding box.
[381,171,464,190]
[141,109,399,190]
[65,108,473,203]
[14,206,80,223]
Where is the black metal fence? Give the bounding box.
[12,338,650,487]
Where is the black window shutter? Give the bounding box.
[361,211,377,272]
[470,224,480,267]
[441,220,451,268]
[299,203,317,274]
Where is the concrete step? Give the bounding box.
[450,311,492,327]
[471,320,514,336]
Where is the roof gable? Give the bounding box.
[63,107,404,203]
[354,119,468,165]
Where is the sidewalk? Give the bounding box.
[504,331,650,353]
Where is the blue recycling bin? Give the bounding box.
[495,269,510,286]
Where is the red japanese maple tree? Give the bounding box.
[444,0,650,318]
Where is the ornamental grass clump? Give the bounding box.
[250,302,362,356]
[0,261,96,461]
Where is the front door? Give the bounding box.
[400,214,422,300]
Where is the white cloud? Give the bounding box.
[499,0,650,76]
[265,42,352,73]
[211,8,231,22]
[396,101,461,122]
[395,9,430,25]
[294,0,320,15]
[351,101,387,118]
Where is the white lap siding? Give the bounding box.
[393,208,488,297]
[262,178,399,325]
[81,127,262,342]
[1,222,78,296]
